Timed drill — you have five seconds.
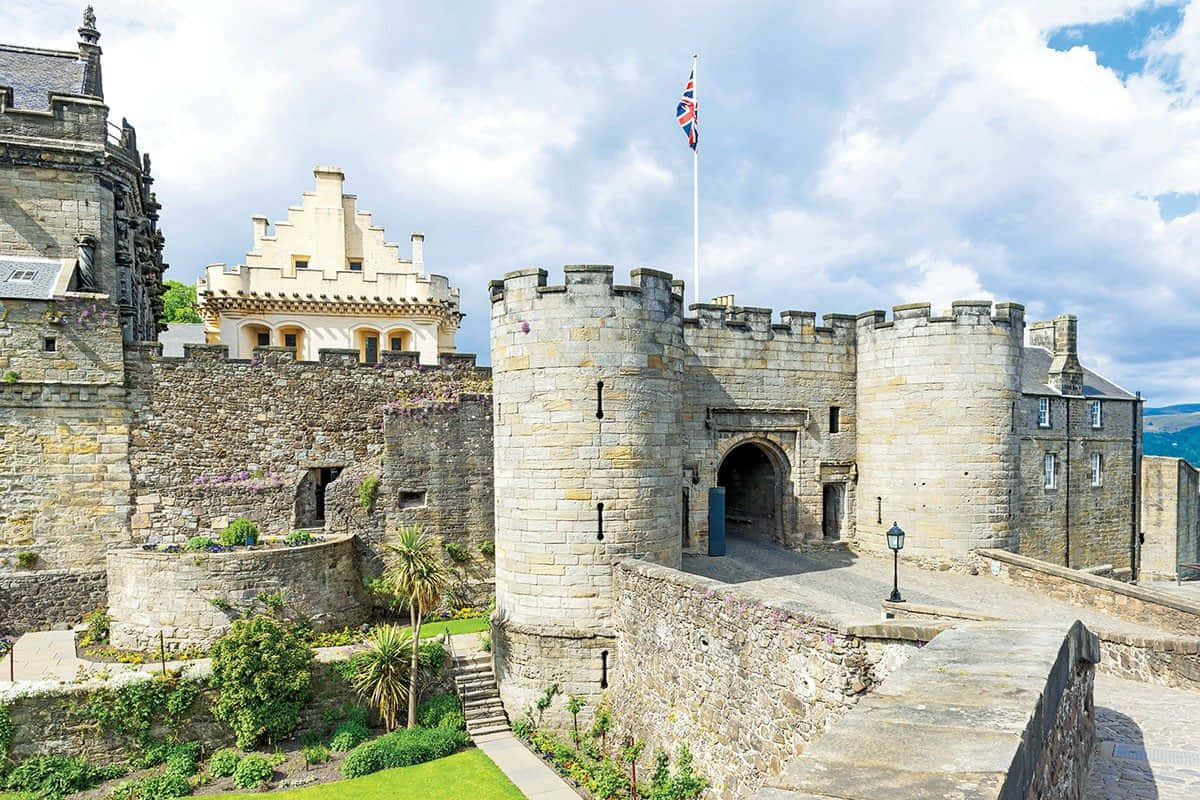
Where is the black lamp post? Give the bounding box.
[886,522,905,603]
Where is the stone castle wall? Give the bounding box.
[681,306,857,551]
[489,266,685,720]
[1140,455,1199,579]
[854,302,1025,558]
[107,534,366,651]
[1019,395,1138,569]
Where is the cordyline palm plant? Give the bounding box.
[351,624,412,731]
[384,524,449,728]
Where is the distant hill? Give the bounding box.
[1143,405,1200,468]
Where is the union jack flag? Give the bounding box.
[677,70,698,151]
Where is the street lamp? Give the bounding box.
[886,522,905,603]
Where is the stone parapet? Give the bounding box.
[0,568,106,635]
[107,534,366,651]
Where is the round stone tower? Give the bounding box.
[854,301,1025,560]
[489,265,684,723]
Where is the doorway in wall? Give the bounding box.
[294,466,344,528]
[717,441,780,541]
[823,483,845,540]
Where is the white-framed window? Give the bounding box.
[9,270,35,281]
[1091,453,1103,487]
[1044,453,1057,489]
[1038,397,1051,428]
[1090,400,1102,428]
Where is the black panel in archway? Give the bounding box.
[717,443,777,540]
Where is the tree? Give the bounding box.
[566,694,586,745]
[160,280,201,323]
[351,624,412,731]
[383,525,449,728]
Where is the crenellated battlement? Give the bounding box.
[490,265,683,323]
[856,300,1025,333]
[684,302,859,347]
[122,340,487,376]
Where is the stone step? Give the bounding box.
[467,714,509,728]
[469,723,511,737]
[464,700,504,714]
[457,678,497,691]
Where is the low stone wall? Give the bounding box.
[977,548,1200,635]
[1,657,358,765]
[609,559,934,799]
[0,568,106,635]
[757,621,1100,800]
[1098,631,1200,690]
[107,535,367,650]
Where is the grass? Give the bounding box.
[419,616,489,639]
[222,749,524,799]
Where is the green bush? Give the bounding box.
[15,551,37,569]
[164,742,200,777]
[207,748,241,778]
[302,744,331,765]
[80,607,110,646]
[478,540,495,558]
[184,536,215,551]
[329,719,370,751]
[358,475,380,513]
[284,529,313,546]
[3,755,128,800]
[416,692,461,728]
[442,540,469,562]
[438,710,466,731]
[340,726,467,779]
[299,729,324,748]
[218,518,259,547]
[140,770,193,799]
[209,615,313,749]
[231,754,274,789]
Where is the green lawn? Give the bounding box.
[222,749,524,799]
[419,616,489,639]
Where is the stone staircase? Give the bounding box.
[451,650,510,738]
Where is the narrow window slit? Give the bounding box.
[596,502,604,541]
[596,381,604,419]
[600,650,609,689]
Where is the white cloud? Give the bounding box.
[893,253,994,314]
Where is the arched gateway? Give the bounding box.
[716,439,791,543]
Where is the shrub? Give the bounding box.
[139,770,193,799]
[15,551,37,569]
[231,754,274,789]
[3,755,127,799]
[284,529,313,547]
[416,692,460,728]
[302,744,331,765]
[207,748,241,778]
[340,726,467,779]
[209,615,313,749]
[350,624,412,731]
[258,590,286,616]
[479,632,492,652]
[164,742,201,777]
[299,730,324,748]
[358,475,380,513]
[442,540,469,562]
[218,518,259,547]
[329,720,370,751]
[183,536,215,552]
[80,607,110,646]
[438,710,466,731]
[478,540,495,558]
[2,370,19,384]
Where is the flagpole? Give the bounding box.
[692,52,700,308]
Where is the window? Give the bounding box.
[1091,453,1103,487]
[348,260,362,271]
[284,332,297,349]
[364,335,378,364]
[293,257,309,270]
[43,337,56,352]
[1037,397,1051,428]
[9,270,35,281]
[1044,453,1057,489]
[1090,400,1102,429]
[829,406,841,433]
[256,331,270,347]
[390,337,404,351]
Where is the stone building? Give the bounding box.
[1140,455,1200,580]
[197,167,462,365]
[487,266,1142,719]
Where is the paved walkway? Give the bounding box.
[0,629,80,682]
[473,732,580,800]
[1087,674,1200,799]
[685,537,1172,636]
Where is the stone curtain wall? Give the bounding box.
[0,569,106,635]
[1018,395,1138,571]
[123,343,490,542]
[107,535,367,650]
[610,559,923,799]
[1140,455,1200,579]
[854,302,1025,560]
[681,306,857,551]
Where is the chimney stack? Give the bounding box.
[411,232,424,266]
[1045,314,1084,396]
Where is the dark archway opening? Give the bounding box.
[717,442,778,541]
[294,466,344,528]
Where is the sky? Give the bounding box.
[4,0,1200,404]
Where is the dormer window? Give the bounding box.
[348,260,362,271]
[9,270,35,281]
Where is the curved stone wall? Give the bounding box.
[106,534,366,650]
[854,301,1024,558]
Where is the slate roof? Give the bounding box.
[0,255,67,300]
[1021,346,1135,400]
[0,45,88,111]
[160,324,206,357]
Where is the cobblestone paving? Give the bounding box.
[1087,674,1200,799]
